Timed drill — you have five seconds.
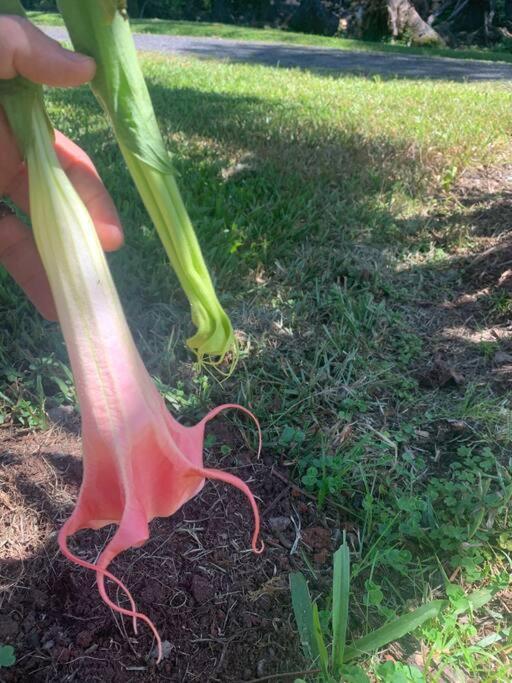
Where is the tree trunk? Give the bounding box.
[387,0,445,44]
[506,0,512,22]
[212,0,232,22]
[289,0,339,35]
[433,0,491,43]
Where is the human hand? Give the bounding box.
[0,15,123,320]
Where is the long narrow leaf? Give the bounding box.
[312,602,329,675]
[332,539,350,671]
[344,599,447,661]
[463,588,493,613]
[290,572,319,664]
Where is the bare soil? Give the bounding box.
[408,163,512,389]
[0,422,337,683]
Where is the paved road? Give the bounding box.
[41,25,512,82]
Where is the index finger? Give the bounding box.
[7,130,124,253]
[0,15,95,86]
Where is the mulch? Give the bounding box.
[0,422,338,682]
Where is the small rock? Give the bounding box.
[269,516,290,532]
[22,613,36,632]
[47,404,75,426]
[276,530,292,549]
[0,616,19,638]
[31,588,47,608]
[190,574,214,604]
[494,351,512,365]
[445,419,467,432]
[277,556,291,571]
[27,631,41,649]
[75,630,93,649]
[256,659,268,677]
[149,639,171,662]
[417,353,464,388]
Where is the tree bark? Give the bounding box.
[433,0,491,43]
[387,0,445,44]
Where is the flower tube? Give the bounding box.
[0,8,262,662]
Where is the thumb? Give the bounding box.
[0,15,95,87]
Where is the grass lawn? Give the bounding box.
[28,10,512,65]
[1,53,512,680]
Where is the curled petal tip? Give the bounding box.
[253,538,265,555]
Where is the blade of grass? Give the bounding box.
[290,572,319,664]
[331,538,350,672]
[312,602,329,676]
[344,599,447,661]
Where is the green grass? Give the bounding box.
[1,53,512,680]
[28,10,512,65]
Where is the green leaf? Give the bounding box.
[58,0,172,174]
[0,0,26,15]
[289,572,318,664]
[377,660,425,682]
[0,645,16,668]
[463,587,493,613]
[344,600,447,661]
[312,602,328,675]
[339,664,371,682]
[332,539,350,671]
[499,533,512,551]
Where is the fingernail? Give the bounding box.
[64,50,95,66]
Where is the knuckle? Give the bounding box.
[0,14,24,34]
[0,15,25,77]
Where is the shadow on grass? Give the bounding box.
[5,78,510,433]
[50,82,427,264]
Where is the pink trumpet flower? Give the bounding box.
[23,96,262,663]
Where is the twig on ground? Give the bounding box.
[271,468,316,502]
[262,485,290,517]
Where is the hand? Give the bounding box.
[0,15,123,321]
